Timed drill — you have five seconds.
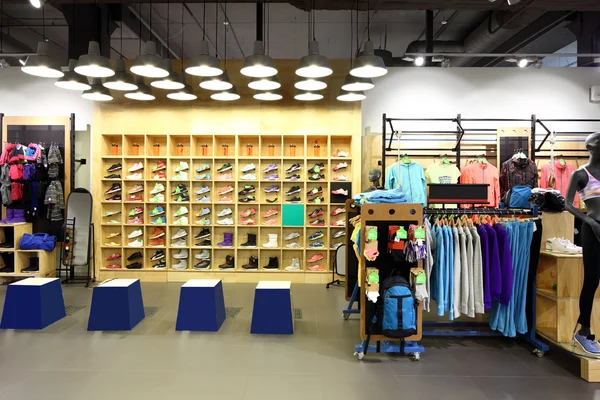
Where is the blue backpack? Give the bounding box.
[505,185,532,209]
[380,276,417,338]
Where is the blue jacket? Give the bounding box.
[385,162,427,206]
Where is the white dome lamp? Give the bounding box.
[294,76,327,91]
[254,88,282,101]
[241,41,277,78]
[124,76,156,101]
[350,41,387,78]
[336,89,366,102]
[296,41,332,78]
[185,1,222,77]
[102,58,138,91]
[55,59,91,91]
[151,59,185,90]
[211,86,240,101]
[81,78,113,102]
[341,7,374,91]
[294,90,323,101]
[248,75,281,91]
[130,41,168,78]
[21,41,64,78]
[74,41,115,78]
[167,74,198,101]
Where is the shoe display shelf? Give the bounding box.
[98,133,357,283]
[0,223,56,279]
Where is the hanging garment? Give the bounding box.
[484,224,501,307]
[48,163,61,179]
[44,180,64,221]
[452,226,461,319]
[476,224,491,309]
[470,226,485,315]
[499,158,538,200]
[443,225,455,320]
[426,162,461,208]
[10,182,23,201]
[424,219,435,312]
[458,226,470,317]
[540,160,578,207]
[385,162,427,205]
[47,144,63,164]
[8,144,26,164]
[460,162,501,207]
[0,143,15,165]
[0,164,11,206]
[433,224,446,316]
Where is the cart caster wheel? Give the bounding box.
[343,313,350,320]
[326,285,330,289]
[533,349,545,358]
[411,353,421,361]
[354,352,364,361]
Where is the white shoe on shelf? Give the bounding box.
[285,258,301,271]
[545,237,582,254]
[263,233,279,248]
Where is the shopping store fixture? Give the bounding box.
[0,223,56,279]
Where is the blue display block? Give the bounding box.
[176,279,226,332]
[87,279,145,331]
[0,278,66,330]
[250,281,294,335]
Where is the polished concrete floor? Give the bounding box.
[0,282,598,400]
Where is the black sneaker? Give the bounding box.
[195,228,211,239]
[107,163,122,172]
[194,260,210,270]
[308,208,324,218]
[286,186,301,195]
[175,194,190,202]
[266,198,278,203]
[287,196,301,203]
[238,185,256,196]
[307,186,323,196]
[126,262,142,269]
[171,184,188,195]
[196,239,211,247]
[150,250,165,261]
[104,174,121,179]
[285,164,301,174]
[308,163,325,174]
[127,251,143,261]
[308,173,325,181]
[107,194,122,201]
[308,196,325,203]
[105,183,122,195]
[217,163,232,173]
[152,260,166,269]
[240,195,256,203]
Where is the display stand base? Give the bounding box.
[559,342,600,382]
[354,340,425,361]
[250,281,293,334]
[176,279,226,332]
[87,279,145,331]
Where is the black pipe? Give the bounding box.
[382,113,387,187]
[256,2,263,41]
[425,10,433,66]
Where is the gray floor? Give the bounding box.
[0,282,598,400]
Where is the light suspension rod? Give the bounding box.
[128,5,179,59]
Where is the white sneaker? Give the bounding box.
[128,238,143,247]
[546,237,582,254]
[126,173,143,180]
[217,218,234,225]
[171,228,188,240]
[241,173,257,180]
[175,161,189,172]
[242,163,256,173]
[285,242,301,249]
[150,183,165,194]
[172,259,188,270]
[174,216,189,225]
[217,208,233,217]
[173,171,188,181]
[173,249,189,259]
[128,162,144,172]
[284,232,300,240]
[195,249,210,260]
[128,228,143,239]
[172,238,187,247]
[285,258,301,271]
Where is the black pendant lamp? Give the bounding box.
[295,5,331,79]
[55,59,91,91]
[241,2,277,78]
[185,0,222,77]
[350,1,386,78]
[21,5,63,78]
[130,4,168,78]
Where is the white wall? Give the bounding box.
[362,68,600,135]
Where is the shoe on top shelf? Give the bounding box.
[217,163,233,173]
[152,161,166,172]
[332,150,349,157]
[545,237,582,254]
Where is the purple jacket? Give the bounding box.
[477,225,491,309]
[484,224,501,307]
[494,223,514,306]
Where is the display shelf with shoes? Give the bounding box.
[260,252,280,271]
[282,252,303,272]
[238,251,259,270]
[259,182,281,204]
[0,222,56,277]
[214,250,235,271]
[238,229,258,248]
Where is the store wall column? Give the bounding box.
[62,4,115,59]
[569,12,600,67]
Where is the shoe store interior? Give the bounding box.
[1,0,600,398]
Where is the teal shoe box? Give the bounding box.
[282,204,305,227]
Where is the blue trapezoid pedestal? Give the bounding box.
[176,279,226,332]
[87,279,145,331]
[250,281,294,334]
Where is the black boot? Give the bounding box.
[0,252,13,273]
[240,233,257,248]
[22,257,39,273]
[218,255,235,270]
[263,256,279,270]
[242,256,258,270]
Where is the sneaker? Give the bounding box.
[152,260,167,269]
[174,194,190,203]
[106,253,121,261]
[171,229,188,240]
[333,162,348,171]
[308,163,325,174]
[148,238,165,247]
[285,164,301,174]
[196,164,210,173]
[197,218,210,226]
[266,198,278,203]
[285,174,300,181]
[172,239,187,248]
[217,173,233,181]
[218,208,233,217]
[107,163,122,172]
[308,254,324,263]
[104,173,121,179]
[218,186,234,195]
[126,173,143,180]
[106,194,121,202]
[309,208,324,218]
[309,264,325,271]
[107,219,121,224]
[332,188,349,196]
[309,231,323,241]
[331,242,343,250]
[174,206,189,217]
[196,173,211,180]
[150,206,165,216]
[194,260,211,270]
[174,216,189,225]
[241,163,256,173]
[194,186,210,195]
[331,207,346,216]
[263,163,278,173]
[128,238,143,247]
[307,187,323,196]
[175,161,189,172]
[151,216,166,225]
[126,262,142,270]
[196,239,211,247]
[128,207,143,217]
[332,220,346,227]
[126,194,143,202]
[103,210,121,217]
[172,259,188,270]
[263,209,278,218]
[196,208,211,217]
[241,173,257,180]
[332,150,349,157]
[128,162,144,172]
[546,237,582,254]
[285,232,301,241]
[217,218,234,225]
[332,230,346,239]
[105,183,122,195]
[106,232,121,239]
[286,186,301,195]
[195,229,211,239]
[264,174,279,181]
[152,161,166,172]
[217,163,232,173]
[310,219,325,226]
[264,185,280,193]
[127,216,143,224]
[104,241,120,247]
[218,196,233,203]
[309,241,325,249]
[173,249,189,259]
[240,208,256,218]
[285,258,301,271]
[240,195,256,203]
[575,332,600,355]
[333,175,349,181]
[197,196,211,203]
[286,196,301,203]
[150,183,165,194]
[171,184,188,195]
[240,218,256,225]
[308,196,325,204]
[127,251,143,261]
[127,228,143,239]
[263,219,277,226]
[172,171,188,180]
[149,227,165,239]
[195,249,210,259]
[285,242,301,249]
[238,185,256,196]
[149,193,165,202]
[309,173,325,181]
[150,250,165,261]
[152,171,167,180]
[127,184,144,194]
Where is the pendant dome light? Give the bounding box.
[125,76,156,101]
[241,2,277,78]
[186,0,222,77]
[209,1,238,101]
[248,75,280,91]
[294,76,326,91]
[341,6,374,93]
[350,1,387,78]
[253,89,282,101]
[168,5,197,101]
[103,58,138,91]
[211,86,240,101]
[296,4,332,79]
[151,3,184,90]
[81,78,113,102]
[200,71,233,91]
[21,6,64,78]
[55,59,91,91]
[75,41,114,78]
[130,4,168,78]
[336,89,366,102]
[294,91,323,101]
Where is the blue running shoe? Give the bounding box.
[309,241,325,249]
[575,332,600,354]
[308,231,324,241]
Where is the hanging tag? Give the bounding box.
[396,227,407,239]
[367,270,379,283]
[414,227,425,239]
[416,271,426,285]
[367,228,378,241]
[559,159,566,166]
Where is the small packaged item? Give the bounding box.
[111,143,119,156]
[313,142,320,156]
[201,144,208,156]
[289,144,296,157]
[132,143,139,156]
[247,144,253,156]
[176,143,184,156]
[153,143,160,156]
[222,144,229,156]
[268,144,275,157]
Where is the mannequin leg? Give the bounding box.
[578,223,600,336]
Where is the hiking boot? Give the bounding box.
[263,256,279,270]
[240,233,257,248]
[218,255,235,270]
[242,255,259,270]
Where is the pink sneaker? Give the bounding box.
[331,220,346,227]
[263,219,278,225]
[240,208,256,218]
[308,254,323,263]
[218,173,233,181]
[240,218,256,225]
[309,264,325,271]
[219,196,233,203]
[127,216,143,224]
[263,209,278,218]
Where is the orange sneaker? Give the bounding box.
[218,185,234,195]
[148,238,165,247]
[150,227,165,240]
